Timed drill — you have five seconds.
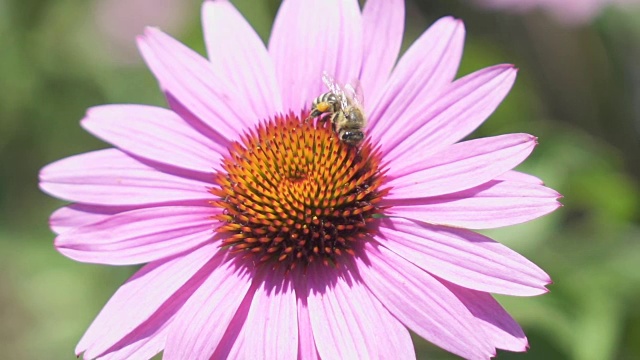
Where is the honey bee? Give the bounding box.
[307,73,366,146]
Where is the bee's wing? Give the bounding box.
[343,78,364,107]
[322,72,349,109]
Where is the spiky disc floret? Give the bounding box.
[210,113,388,271]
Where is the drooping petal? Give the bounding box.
[305,263,416,360]
[386,133,537,198]
[359,0,404,104]
[163,258,255,360]
[357,243,496,359]
[56,206,219,265]
[383,179,562,229]
[77,242,221,359]
[368,17,465,134]
[379,64,517,158]
[81,104,225,177]
[442,280,529,352]
[376,217,551,296]
[268,0,363,112]
[226,269,298,359]
[39,149,213,206]
[137,28,255,142]
[201,0,282,120]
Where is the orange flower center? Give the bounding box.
[210,114,388,271]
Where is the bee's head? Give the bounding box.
[340,130,364,146]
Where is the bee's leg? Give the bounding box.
[306,102,332,123]
[304,109,319,123]
[309,108,324,118]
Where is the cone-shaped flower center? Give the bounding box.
[211,114,388,271]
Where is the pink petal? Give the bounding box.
[95,326,167,360]
[386,133,537,198]
[359,0,405,104]
[496,170,545,184]
[77,242,221,358]
[164,257,254,360]
[268,0,363,112]
[305,263,416,360]
[443,280,529,352]
[81,104,225,178]
[357,243,495,359]
[294,274,320,360]
[227,269,298,359]
[137,28,254,142]
[380,64,518,159]
[376,217,551,296]
[50,204,126,235]
[383,179,562,229]
[201,0,282,121]
[368,17,464,135]
[56,206,219,265]
[39,149,212,206]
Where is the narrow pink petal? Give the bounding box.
[202,0,282,121]
[442,280,529,352]
[294,274,320,360]
[77,242,221,358]
[81,104,225,177]
[227,269,298,359]
[95,325,167,360]
[268,0,363,112]
[50,204,126,235]
[39,149,212,206]
[357,243,495,359]
[386,133,537,198]
[56,206,219,265]
[377,217,551,296]
[383,180,562,229]
[137,28,255,141]
[305,263,416,360]
[368,17,464,134]
[380,64,518,159]
[496,170,545,184]
[359,0,404,104]
[164,258,254,360]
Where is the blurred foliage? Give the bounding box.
[0,0,638,359]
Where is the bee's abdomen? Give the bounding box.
[310,93,340,117]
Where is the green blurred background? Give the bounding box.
[1,0,639,358]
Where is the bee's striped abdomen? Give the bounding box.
[310,92,340,118]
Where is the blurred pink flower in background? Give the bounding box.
[40,0,562,358]
[473,0,640,25]
[93,0,192,64]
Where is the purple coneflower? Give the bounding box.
[40,0,562,358]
